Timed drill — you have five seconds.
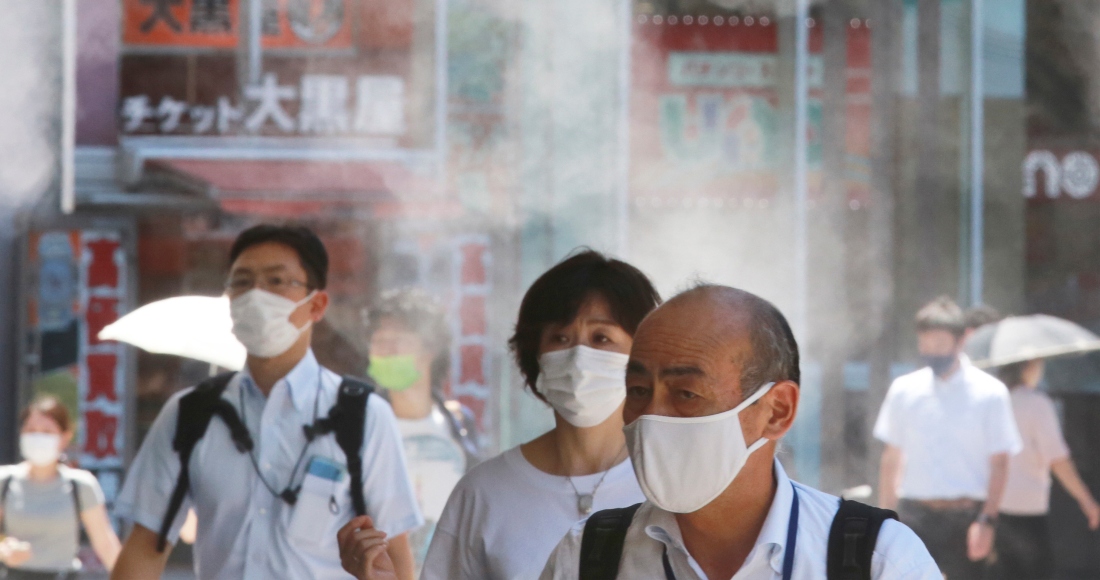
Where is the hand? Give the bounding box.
[1080,498,1100,530]
[0,536,33,567]
[338,516,396,580]
[967,521,994,561]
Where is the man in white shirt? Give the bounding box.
[875,296,1022,579]
[539,284,940,579]
[111,225,422,580]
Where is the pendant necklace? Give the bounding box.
[566,445,626,515]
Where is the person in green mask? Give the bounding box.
[364,288,481,573]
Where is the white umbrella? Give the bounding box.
[98,295,246,371]
[965,314,1100,368]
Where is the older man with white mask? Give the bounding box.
[540,284,941,580]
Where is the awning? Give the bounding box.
[144,158,461,219]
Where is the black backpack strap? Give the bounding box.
[0,475,11,536]
[63,469,87,547]
[827,499,898,580]
[156,372,240,552]
[578,503,643,580]
[432,393,482,468]
[327,376,373,516]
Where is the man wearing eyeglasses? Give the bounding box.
[112,225,422,580]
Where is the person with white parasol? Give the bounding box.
[966,314,1100,580]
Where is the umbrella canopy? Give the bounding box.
[965,314,1100,368]
[98,295,246,371]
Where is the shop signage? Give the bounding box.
[1023,150,1100,200]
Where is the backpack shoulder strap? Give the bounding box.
[434,394,482,467]
[61,468,86,546]
[156,372,239,552]
[330,376,374,516]
[0,474,12,536]
[827,499,898,580]
[578,503,643,580]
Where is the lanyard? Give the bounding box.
[662,483,800,580]
[238,368,324,505]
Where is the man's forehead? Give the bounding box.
[229,242,304,271]
[630,317,752,373]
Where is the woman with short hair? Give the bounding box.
[0,397,122,579]
[339,250,661,580]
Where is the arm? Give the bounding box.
[982,452,1010,517]
[879,444,904,510]
[338,516,398,580]
[81,504,122,570]
[967,452,1010,561]
[1052,458,1100,529]
[0,536,32,568]
[110,523,172,580]
[386,533,415,580]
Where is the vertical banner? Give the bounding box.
[26,229,129,518]
[78,231,128,510]
[450,236,491,436]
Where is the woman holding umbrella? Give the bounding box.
[991,358,1100,580]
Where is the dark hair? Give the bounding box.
[964,304,1002,331]
[678,284,800,395]
[509,250,661,400]
[20,396,72,433]
[915,296,966,336]
[366,288,452,397]
[229,224,329,290]
[995,361,1028,389]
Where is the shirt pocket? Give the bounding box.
[287,458,349,546]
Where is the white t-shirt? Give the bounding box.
[541,460,941,580]
[873,361,1022,500]
[398,406,467,568]
[420,445,645,580]
[1001,388,1071,515]
[0,464,104,572]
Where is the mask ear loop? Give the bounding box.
[733,381,776,413]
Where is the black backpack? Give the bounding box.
[578,498,898,580]
[155,371,374,552]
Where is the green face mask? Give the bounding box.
[368,355,422,391]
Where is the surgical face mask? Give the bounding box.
[230,289,316,358]
[535,346,629,428]
[921,354,958,377]
[624,382,775,513]
[20,433,62,466]
[369,355,422,391]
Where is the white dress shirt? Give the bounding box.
[116,350,423,580]
[873,359,1023,500]
[540,461,941,580]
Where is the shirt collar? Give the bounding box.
[644,459,795,576]
[240,349,323,411]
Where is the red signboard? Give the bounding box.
[631,15,872,205]
[123,0,353,50]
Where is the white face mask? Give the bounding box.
[624,382,775,513]
[535,346,629,428]
[20,433,62,466]
[230,289,316,358]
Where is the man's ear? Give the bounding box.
[761,381,799,441]
[310,290,330,321]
